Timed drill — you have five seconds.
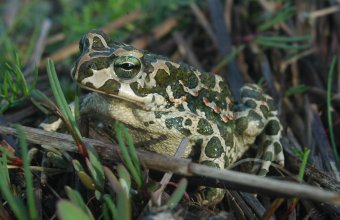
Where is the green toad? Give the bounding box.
[71,30,284,205]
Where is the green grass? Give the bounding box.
[284,85,309,97]
[59,0,148,42]
[0,150,28,220]
[0,125,39,220]
[0,53,38,113]
[16,125,39,220]
[327,57,339,166]
[257,5,296,32]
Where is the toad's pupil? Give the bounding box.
[119,63,135,70]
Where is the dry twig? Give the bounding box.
[0,125,340,205]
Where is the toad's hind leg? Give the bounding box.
[237,84,284,176]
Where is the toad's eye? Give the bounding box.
[113,56,141,80]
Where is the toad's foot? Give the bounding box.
[254,107,285,176]
[236,84,284,176]
[192,187,225,206]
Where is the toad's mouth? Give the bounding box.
[78,82,167,111]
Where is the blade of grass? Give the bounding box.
[166,178,187,209]
[119,123,143,181]
[57,200,92,220]
[0,150,11,183]
[30,89,58,113]
[46,59,81,138]
[85,156,104,191]
[78,171,96,191]
[255,37,310,50]
[46,59,87,156]
[258,35,311,43]
[22,24,40,64]
[257,6,295,32]
[282,149,310,218]
[103,166,131,220]
[117,164,131,195]
[327,56,339,166]
[2,72,9,98]
[65,186,94,219]
[16,125,38,220]
[285,85,309,97]
[0,151,28,220]
[298,148,310,181]
[31,66,39,89]
[11,54,30,96]
[115,122,143,188]
[212,45,245,74]
[4,66,18,95]
[103,194,118,220]
[74,85,81,122]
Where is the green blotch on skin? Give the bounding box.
[154,111,169,119]
[248,110,264,129]
[248,110,262,121]
[235,117,248,134]
[97,79,121,95]
[201,160,220,168]
[241,88,264,101]
[263,151,274,161]
[265,120,281,135]
[165,117,191,136]
[200,72,216,88]
[224,133,234,147]
[245,99,257,108]
[197,119,213,135]
[267,98,275,111]
[87,56,111,70]
[262,140,271,149]
[260,104,269,118]
[181,69,199,89]
[205,137,223,158]
[154,69,172,87]
[224,155,230,168]
[274,142,282,154]
[165,117,181,129]
[130,82,146,97]
[177,104,185,112]
[184,119,192,126]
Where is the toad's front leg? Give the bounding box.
[192,120,232,206]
